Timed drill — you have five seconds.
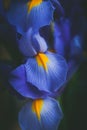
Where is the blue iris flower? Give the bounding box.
[9,28,68,99]
[0,24,64,130]
[7,26,67,130]
[0,1,83,130]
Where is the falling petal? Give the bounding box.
[9,65,48,99]
[4,0,54,33]
[19,97,63,130]
[26,0,54,32]
[25,51,67,93]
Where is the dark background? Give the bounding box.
[0,0,87,130]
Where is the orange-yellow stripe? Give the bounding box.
[32,99,44,120]
[35,53,49,71]
[27,0,42,13]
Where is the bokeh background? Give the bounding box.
[0,0,87,130]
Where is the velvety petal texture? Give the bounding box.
[18,28,47,57]
[25,51,67,93]
[26,0,54,32]
[9,65,48,99]
[19,97,63,130]
[2,0,54,33]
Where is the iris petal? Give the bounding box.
[8,51,67,98]
[4,0,54,33]
[26,0,54,32]
[54,22,65,56]
[32,32,48,53]
[19,97,63,130]
[18,29,37,57]
[25,51,67,93]
[9,65,48,99]
[18,28,47,57]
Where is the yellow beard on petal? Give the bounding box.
[3,0,11,10]
[35,53,49,72]
[32,99,44,120]
[27,0,42,13]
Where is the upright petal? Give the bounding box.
[19,97,63,130]
[25,51,67,93]
[18,28,47,57]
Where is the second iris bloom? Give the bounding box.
[9,28,68,99]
